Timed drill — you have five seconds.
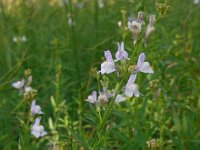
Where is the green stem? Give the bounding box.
[91,43,140,148]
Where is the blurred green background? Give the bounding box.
[0,0,200,149]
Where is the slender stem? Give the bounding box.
[91,43,140,148]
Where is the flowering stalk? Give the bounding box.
[12,69,47,141]
[91,44,140,148]
[87,12,156,148]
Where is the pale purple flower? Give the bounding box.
[97,91,109,104]
[124,74,140,97]
[31,100,44,115]
[127,12,144,45]
[99,50,116,74]
[31,117,47,138]
[12,79,25,89]
[115,42,129,61]
[86,91,97,104]
[127,18,142,45]
[134,53,154,74]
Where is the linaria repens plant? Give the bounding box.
[12,70,47,140]
[85,12,156,148]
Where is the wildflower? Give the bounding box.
[127,12,143,45]
[67,13,75,26]
[12,35,27,43]
[99,50,116,74]
[13,36,18,43]
[31,117,47,138]
[117,21,122,28]
[194,0,200,4]
[31,100,44,115]
[146,139,159,149]
[86,91,98,104]
[134,53,154,74]
[115,94,126,102]
[25,86,32,93]
[144,15,156,46]
[98,0,104,8]
[124,74,140,97]
[97,91,109,105]
[21,35,27,43]
[115,42,129,62]
[12,79,25,90]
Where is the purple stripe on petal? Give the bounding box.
[104,50,113,62]
[127,74,137,85]
[34,117,41,126]
[137,53,145,68]
[92,91,97,100]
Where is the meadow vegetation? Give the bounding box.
[0,0,200,149]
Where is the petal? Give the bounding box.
[31,130,40,138]
[115,94,126,102]
[41,131,47,137]
[140,62,154,74]
[104,50,113,62]
[132,84,140,97]
[34,117,41,126]
[92,91,97,101]
[86,91,97,104]
[127,74,137,85]
[124,84,134,97]
[100,61,115,74]
[137,53,145,69]
[31,100,36,108]
[120,42,124,51]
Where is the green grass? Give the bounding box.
[0,0,200,149]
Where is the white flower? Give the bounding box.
[97,91,109,104]
[21,35,27,43]
[12,79,25,89]
[117,21,122,28]
[115,42,129,61]
[25,86,32,93]
[86,91,97,104]
[194,0,199,4]
[134,53,154,74]
[127,19,142,33]
[98,0,104,8]
[115,94,126,102]
[127,18,142,45]
[31,117,47,138]
[31,100,44,115]
[100,50,116,74]
[13,36,18,43]
[124,74,140,97]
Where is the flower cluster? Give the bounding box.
[127,12,156,46]
[86,42,154,105]
[12,71,47,138]
[86,12,155,105]
[13,35,27,43]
